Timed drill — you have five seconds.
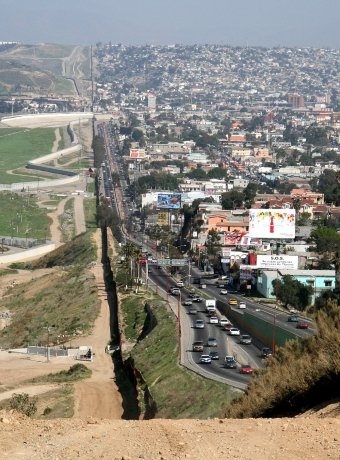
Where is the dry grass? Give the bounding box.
[226,301,340,418]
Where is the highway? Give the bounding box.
[97,121,315,390]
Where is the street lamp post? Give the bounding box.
[177,291,182,359]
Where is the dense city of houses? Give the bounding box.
[93,44,339,306]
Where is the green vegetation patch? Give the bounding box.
[0,265,100,348]
[0,268,18,277]
[83,197,97,233]
[11,232,97,270]
[29,364,92,384]
[121,296,148,341]
[0,127,55,183]
[0,191,50,239]
[126,293,236,419]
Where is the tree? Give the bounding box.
[311,170,340,205]
[186,168,207,180]
[207,167,227,180]
[221,190,244,210]
[243,183,258,207]
[272,275,313,310]
[311,226,340,292]
[9,393,37,417]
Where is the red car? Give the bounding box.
[296,321,309,329]
[239,364,253,374]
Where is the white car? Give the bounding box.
[199,354,212,364]
[220,289,228,295]
[209,316,219,324]
[238,302,246,309]
[184,300,192,306]
[228,327,240,336]
[195,319,205,329]
[176,281,184,288]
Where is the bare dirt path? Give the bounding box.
[72,229,123,419]
[47,196,71,244]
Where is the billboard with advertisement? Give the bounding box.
[223,231,246,245]
[157,193,181,209]
[157,211,169,226]
[130,148,146,159]
[256,255,298,270]
[249,209,295,239]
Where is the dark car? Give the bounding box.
[296,321,309,329]
[224,355,237,369]
[261,347,273,358]
[192,341,204,352]
[209,351,219,360]
[288,314,299,322]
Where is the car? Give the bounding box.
[192,296,203,303]
[219,317,232,327]
[220,289,228,295]
[199,354,212,364]
[195,319,205,329]
[207,337,218,347]
[183,300,192,306]
[224,355,237,369]
[188,307,198,315]
[288,314,299,322]
[261,347,272,358]
[296,321,309,329]
[215,282,226,288]
[176,281,184,288]
[192,341,204,352]
[239,364,254,374]
[238,302,246,309]
[170,287,181,296]
[229,298,238,305]
[209,351,219,360]
[188,293,196,298]
[209,316,219,324]
[228,328,240,336]
[239,334,252,345]
[224,323,234,332]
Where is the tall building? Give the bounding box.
[287,93,305,109]
[148,93,156,112]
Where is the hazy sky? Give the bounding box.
[0,0,339,48]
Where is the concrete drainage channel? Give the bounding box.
[101,226,140,420]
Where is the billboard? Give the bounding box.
[130,148,146,159]
[157,211,168,226]
[256,255,298,270]
[249,209,295,239]
[157,193,181,209]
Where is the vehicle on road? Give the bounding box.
[199,354,212,364]
[207,337,218,347]
[239,364,254,374]
[192,341,204,352]
[189,307,198,315]
[194,319,205,329]
[229,298,238,305]
[261,347,272,358]
[224,356,237,369]
[170,287,181,296]
[238,302,246,309]
[176,281,184,288]
[288,314,299,322]
[215,282,226,288]
[220,289,228,295]
[188,293,196,298]
[209,351,219,360]
[209,316,219,324]
[219,316,232,327]
[192,296,203,303]
[228,328,240,336]
[205,299,217,312]
[296,321,309,329]
[183,300,192,306]
[223,323,234,332]
[239,334,252,345]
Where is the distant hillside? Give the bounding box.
[0,43,90,96]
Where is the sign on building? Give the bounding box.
[249,209,295,239]
[157,193,181,209]
[256,255,298,270]
[157,211,168,226]
[130,148,146,158]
